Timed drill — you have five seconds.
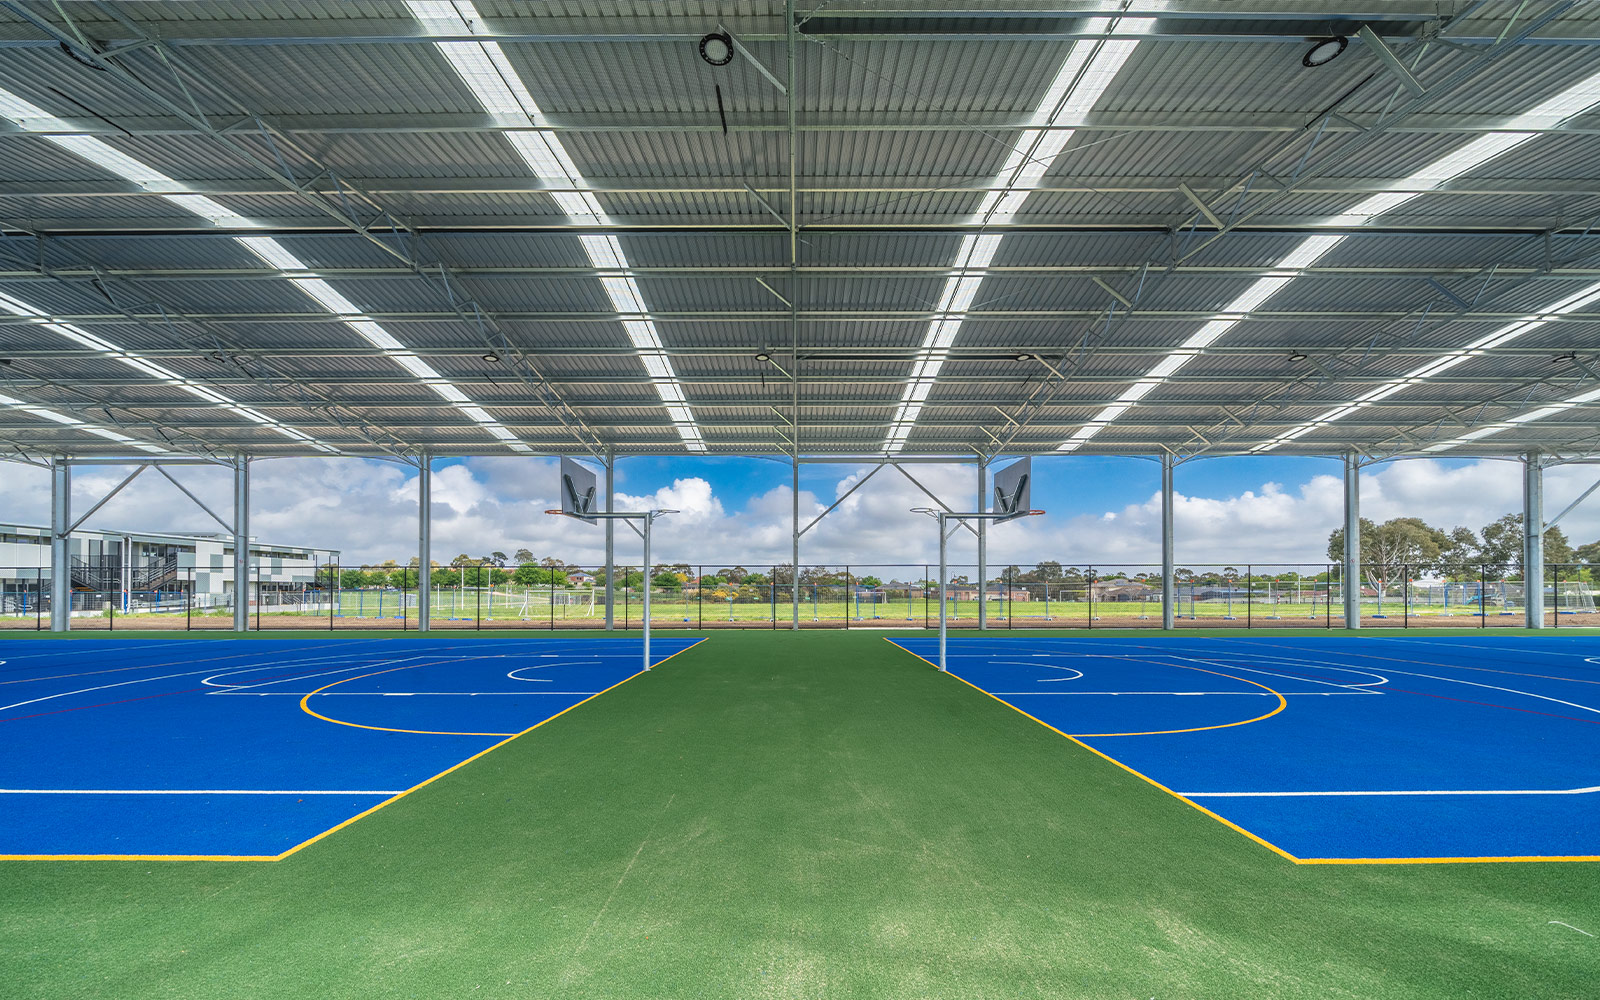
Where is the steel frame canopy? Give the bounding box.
[0,2,1598,466]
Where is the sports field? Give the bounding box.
[3,629,1597,999]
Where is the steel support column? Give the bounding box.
[977,459,988,630]
[50,458,69,632]
[791,456,800,629]
[1161,453,1175,631]
[1524,452,1545,629]
[1343,452,1361,630]
[418,452,432,631]
[232,457,250,632]
[604,446,615,630]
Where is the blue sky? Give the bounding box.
[0,453,1592,570]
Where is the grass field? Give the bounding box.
[2,628,1596,998]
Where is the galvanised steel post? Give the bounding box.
[977,459,988,631]
[233,457,250,632]
[604,446,615,631]
[50,457,69,632]
[1343,452,1361,630]
[418,451,432,632]
[1161,453,1175,631]
[1524,452,1545,629]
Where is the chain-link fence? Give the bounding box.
[3,561,1595,631]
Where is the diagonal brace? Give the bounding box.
[155,465,234,533]
[67,463,147,532]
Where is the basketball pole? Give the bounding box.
[913,507,1044,672]
[546,507,675,674]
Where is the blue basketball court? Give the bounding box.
[0,636,704,860]
[891,634,1600,863]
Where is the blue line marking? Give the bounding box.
[0,636,703,857]
[891,634,1600,861]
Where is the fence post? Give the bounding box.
[1480,563,1487,630]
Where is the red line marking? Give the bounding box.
[1381,686,1600,726]
[0,685,213,723]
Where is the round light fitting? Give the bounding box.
[1302,35,1348,68]
[699,31,733,67]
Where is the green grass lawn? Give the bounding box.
[2,629,1597,998]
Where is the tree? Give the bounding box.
[449,553,473,568]
[652,571,681,591]
[514,564,563,586]
[719,566,749,584]
[1577,540,1600,565]
[1479,514,1572,579]
[513,548,534,566]
[858,575,883,588]
[1327,517,1449,591]
[489,551,508,567]
[340,569,369,589]
[1034,561,1064,582]
[540,556,564,568]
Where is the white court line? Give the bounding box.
[0,642,370,714]
[0,787,403,795]
[0,639,197,662]
[200,654,438,690]
[1160,654,1387,693]
[1180,785,1600,797]
[1393,637,1600,661]
[987,691,1363,696]
[1203,640,1600,717]
[224,691,602,696]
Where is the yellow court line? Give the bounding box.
[299,661,518,736]
[276,636,708,861]
[1297,853,1600,865]
[1070,663,1287,737]
[887,637,1598,866]
[885,638,1301,864]
[2,637,710,863]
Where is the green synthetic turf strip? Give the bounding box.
[2,631,1596,999]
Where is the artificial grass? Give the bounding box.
[1,630,1596,998]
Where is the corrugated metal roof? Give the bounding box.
[0,1,1597,458]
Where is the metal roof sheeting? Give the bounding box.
[0,1,1598,459]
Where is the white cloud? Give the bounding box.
[0,456,1594,572]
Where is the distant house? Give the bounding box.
[886,583,1028,602]
[566,571,595,585]
[1091,579,1159,602]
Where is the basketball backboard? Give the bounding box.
[991,458,1031,523]
[559,457,599,524]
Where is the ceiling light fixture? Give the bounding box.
[482,352,500,363]
[1015,352,1035,362]
[1289,351,1308,362]
[699,31,733,67]
[754,352,771,363]
[1302,36,1348,68]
